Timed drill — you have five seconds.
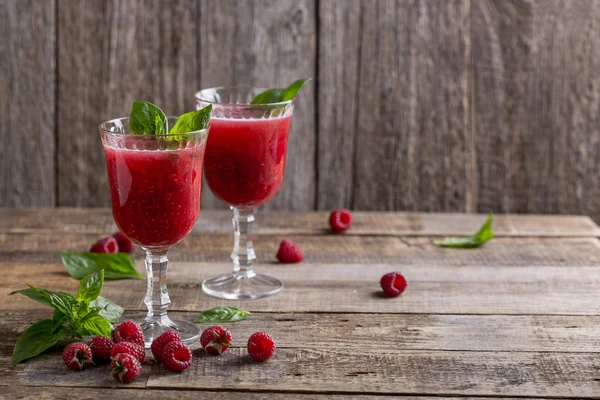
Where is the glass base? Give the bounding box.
[140,316,200,348]
[202,272,283,300]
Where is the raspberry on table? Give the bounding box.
[380,272,408,297]
[111,353,142,384]
[200,325,232,355]
[88,336,114,364]
[161,341,192,372]
[151,330,182,362]
[247,332,276,362]
[111,341,145,364]
[113,231,134,253]
[62,342,93,371]
[329,208,353,232]
[90,236,119,254]
[276,240,303,263]
[113,320,145,347]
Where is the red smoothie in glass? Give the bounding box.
[104,146,204,248]
[203,116,292,207]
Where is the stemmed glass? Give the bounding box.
[99,117,209,347]
[195,87,295,300]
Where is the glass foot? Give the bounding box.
[202,272,283,300]
[139,317,200,348]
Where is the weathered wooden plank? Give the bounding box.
[4,262,600,315]
[472,0,600,221]
[2,209,600,237]
[316,0,361,210]
[4,310,600,354]
[57,0,198,207]
[198,0,317,211]
[0,0,56,207]
[2,229,600,267]
[353,0,473,212]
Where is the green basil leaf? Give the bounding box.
[250,77,311,104]
[9,287,54,308]
[11,286,77,316]
[13,319,66,365]
[78,315,112,338]
[433,214,495,249]
[89,296,124,324]
[77,270,104,302]
[193,306,250,323]
[130,101,168,135]
[169,105,212,140]
[61,252,143,280]
[51,310,66,332]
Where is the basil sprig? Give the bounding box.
[250,78,312,104]
[194,306,250,323]
[11,270,124,364]
[129,101,211,140]
[433,213,495,248]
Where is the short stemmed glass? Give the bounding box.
[196,87,295,300]
[99,117,209,347]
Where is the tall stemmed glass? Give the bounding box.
[196,87,295,300]
[99,117,209,347]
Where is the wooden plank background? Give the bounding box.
[3,0,600,219]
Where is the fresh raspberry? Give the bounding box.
[110,353,141,384]
[90,236,119,254]
[161,341,192,372]
[151,330,181,362]
[200,325,232,355]
[329,208,353,232]
[380,272,408,297]
[247,332,276,362]
[88,336,114,364]
[112,321,145,347]
[111,341,145,364]
[276,240,303,263]
[62,342,93,371]
[113,231,134,253]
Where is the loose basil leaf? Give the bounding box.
[61,251,143,280]
[79,315,112,338]
[194,306,250,323]
[169,105,212,140]
[77,270,104,302]
[13,319,66,365]
[130,101,168,135]
[89,296,124,324]
[433,214,495,248]
[250,77,312,104]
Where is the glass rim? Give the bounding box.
[98,116,209,139]
[195,86,294,107]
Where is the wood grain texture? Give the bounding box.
[4,310,600,353]
[0,0,56,207]
[353,0,473,212]
[56,0,198,206]
[316,0,361,209]
[198,0,316,211]
[473,0,600,221]
[4,262,600,315]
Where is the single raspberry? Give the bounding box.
[380,272,408,297]
[329,208,353,232]
[111,341,145,364]
[88,336,114,364]
[200,325,232,355]
[111,353,141,384]
[112,321,145,347]
[151,330,181,362]
[161,341,192,372]
[247,332,276,362]
[90,236,119,254]
[276,240,303,263]
[62,342,93,371]
[113,231,134,253]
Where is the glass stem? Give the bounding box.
[144,249,171,324]
[231,207,257,278]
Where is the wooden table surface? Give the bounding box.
[2,209,600,399]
